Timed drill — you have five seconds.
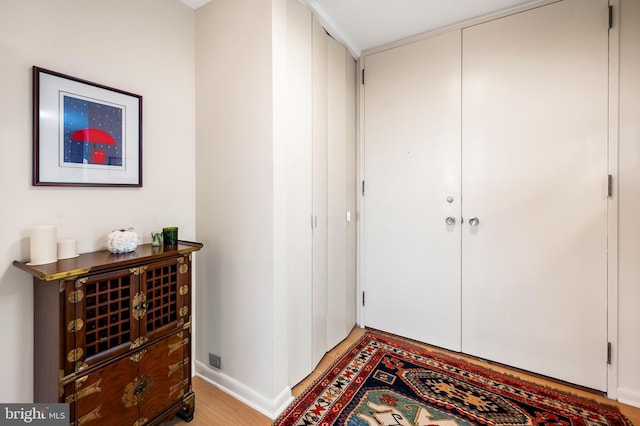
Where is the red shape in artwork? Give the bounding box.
[92,150,106,163]
[71,128,117,145]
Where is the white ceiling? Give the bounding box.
[182,0,539,57]
[181,0,210,9]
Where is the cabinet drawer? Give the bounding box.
[138,331,191,422]
[71,357,139,426]
[71,330,190,426]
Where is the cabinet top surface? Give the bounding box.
[13,240,203,282]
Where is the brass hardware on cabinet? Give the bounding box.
[176,319,185,329]
[168,358,190,377]
[67,348,84,363]
[68,290,85,304]
[129,350,148,363]
[168,338,190,355]
[75,363,89,386]
[133,418,149,426]
[59,364,88,387]
[74,407,101,426]
[179,285,189,295]
[129,266,147,276]
[130,336,149,350]
[67,319,84,333]
[66,379,102,403]
[169,378,189,398]
[178,257,185,264]
[75,277,88,289]
[132,293,148,320]
[184,392,195,408]
[179,264,189,274]
[179,306,189,317]
[122,374,153,408]
[128,337,150,362]
[134,384,145,396]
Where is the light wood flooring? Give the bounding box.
[163,327,640,425]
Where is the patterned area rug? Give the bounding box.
[274,330,632,426]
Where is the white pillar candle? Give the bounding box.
[57,238,78,259]
[28,225,57,265]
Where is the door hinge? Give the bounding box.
[607,174,613,198]
[607,341,612,364]
[362,180,365,196]
[608,5,613,29]
[361,68,365,85]
[362,291,365,307]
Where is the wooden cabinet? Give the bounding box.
[14,241,203,426]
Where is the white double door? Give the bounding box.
[363,0,609,391]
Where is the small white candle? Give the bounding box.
[57,238,78,259]
[28,225,57,265]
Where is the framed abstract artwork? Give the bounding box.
[33,66,142,186]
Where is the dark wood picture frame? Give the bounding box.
[33,66,142,187]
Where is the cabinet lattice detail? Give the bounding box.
[145,263,178,332]
[84,274,132,357]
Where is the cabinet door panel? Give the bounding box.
[143,257,183,341]
[139,331,190,422]
[73,270,140,369]
[363,30,462,351]
[461,0,608,390]
[73,357,139,426]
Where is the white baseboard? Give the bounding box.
[617,387,640,409]
[194,360,294,419]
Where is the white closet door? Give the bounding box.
[312,15,328,367]
[461,0,609,390]
[363,30,462,351]
[326,41,357,350]
[327,36,354,349]
[286,0,313,386]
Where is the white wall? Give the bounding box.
[194,0,290,417]
[0,0,196,403]
[617,0,640,407]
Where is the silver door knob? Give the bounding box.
[469,217,480,226]
[446,216,456,226]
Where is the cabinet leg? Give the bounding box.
[177,393,195,422]
[176,407,194,423]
